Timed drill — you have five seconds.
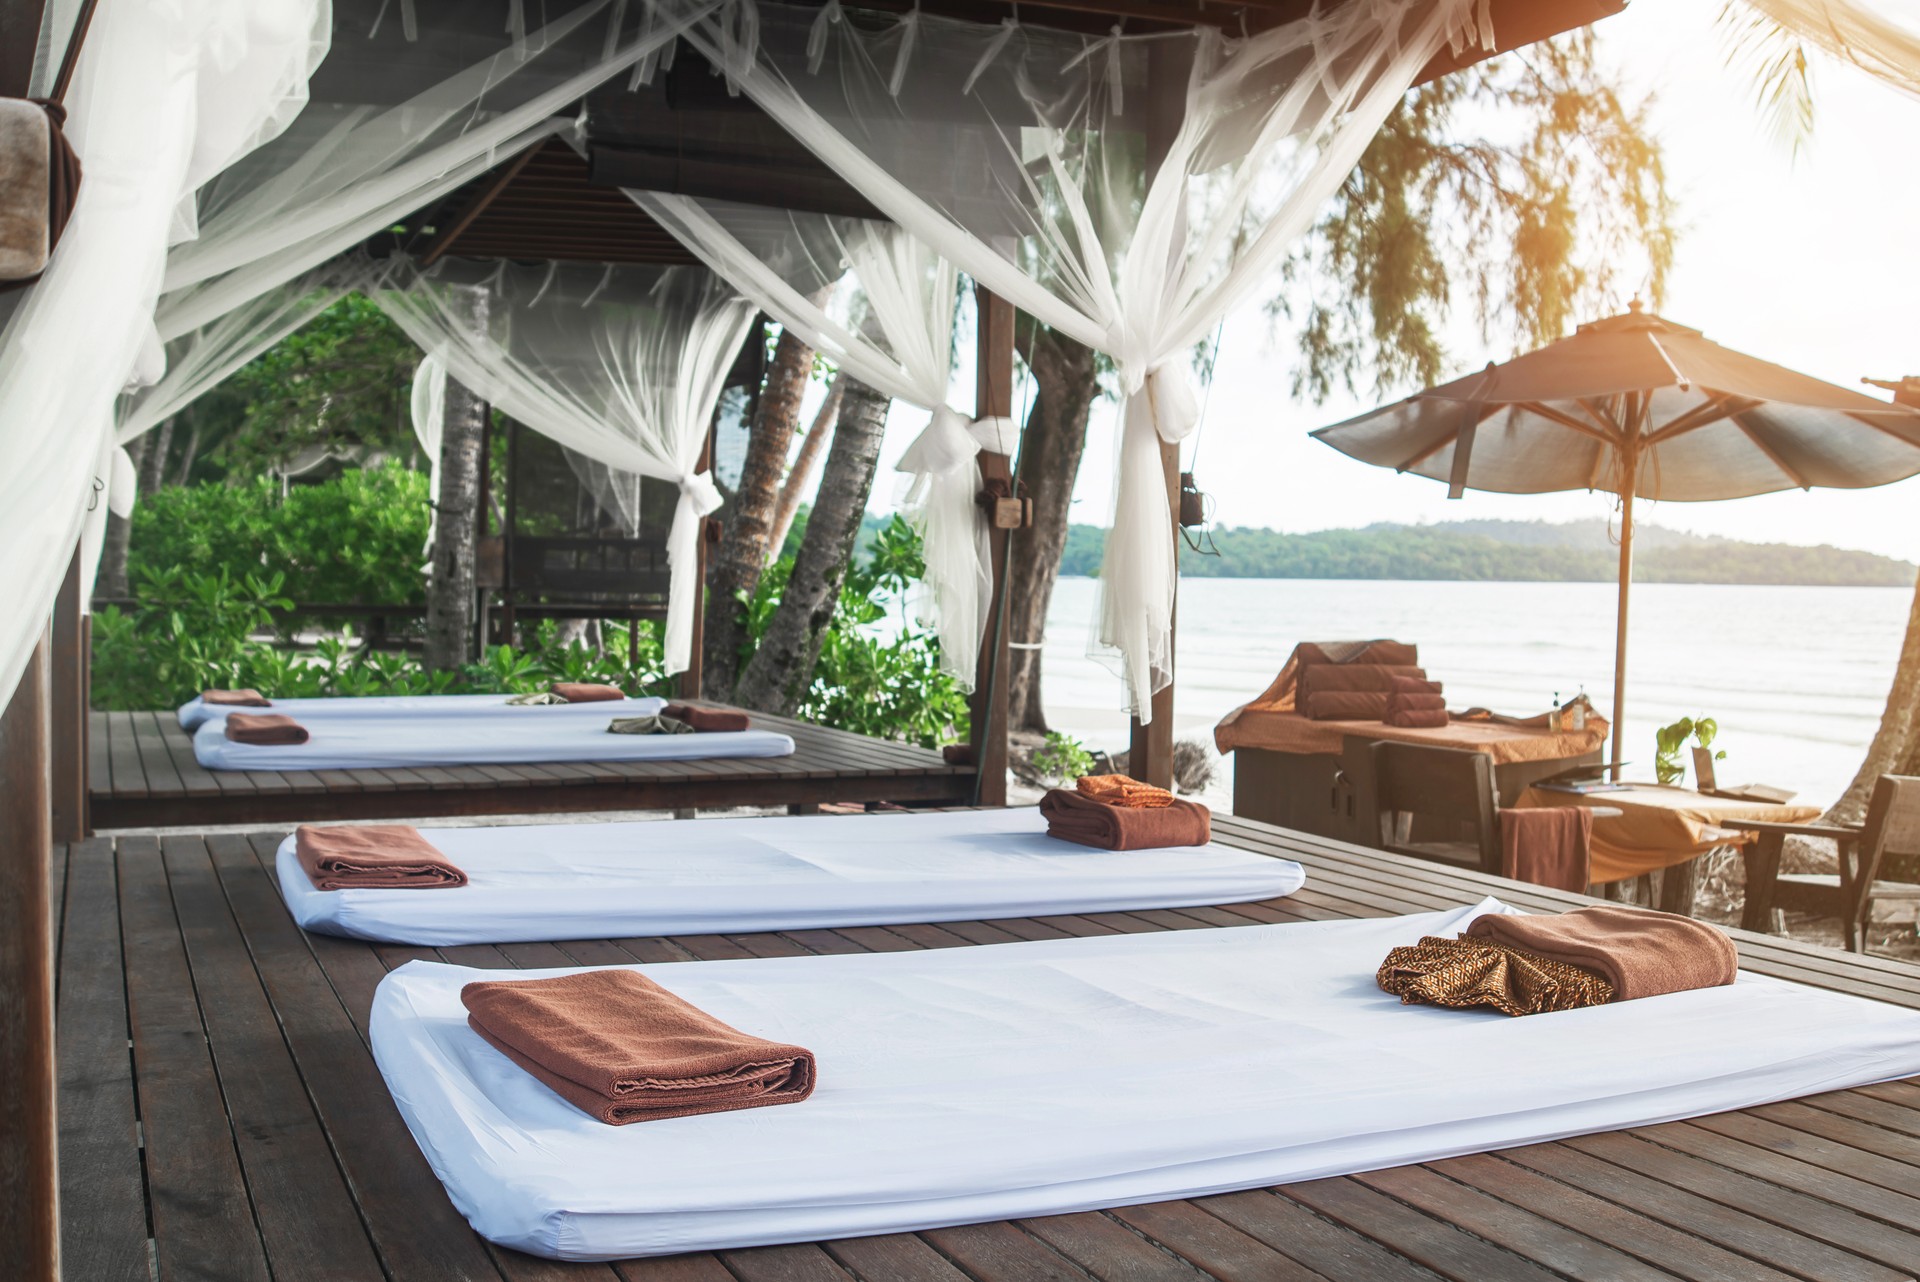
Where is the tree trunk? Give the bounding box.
[171,420,201,487]
[1827,573,1920,826]
[732,378,890,716]
[703,322,811,697]
[768,372,842,559]
[424,290,489,672]
[139,418,173,497]
[98,434,150,600]
[1006,327,1101,736]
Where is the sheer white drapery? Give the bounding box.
[409,351,448,559]
[1742,0,1920,99]
[0,0,330,703]
[372,258,756,676]
[677,0,1481,716]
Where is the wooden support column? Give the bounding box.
[969,287,1017,806]
[49,545,88,841]
[0,636,59,1281]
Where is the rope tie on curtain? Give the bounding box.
[962,17,1021,95]
[888,6,923,98]
[720,0,762,94]
[807,0,845,74]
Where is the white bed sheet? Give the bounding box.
[177,692,665,730]
[276,808,1308,944]
[370,899,1920,1260]
[192,713,794,771]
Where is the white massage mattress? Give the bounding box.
[277,808,1307,944]
[192,712,794,770]
[177,692,665,730]
[370,899,1920,1260]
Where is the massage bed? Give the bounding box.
[177,691,666,731]
[279,807,1307,944]
[371,898,1920,1260]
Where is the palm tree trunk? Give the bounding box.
[732,378,889,716]
[424,290,489,672]
[768,372,842,559]
[1827,571,1920,826]
[97,435,149,600]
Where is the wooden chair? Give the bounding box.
[1364,740,1502,874]
[1732,774,1920,953]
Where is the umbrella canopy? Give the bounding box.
[1312,302,1920,779]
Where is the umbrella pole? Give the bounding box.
[1610,452,1636,782]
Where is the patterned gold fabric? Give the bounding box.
[1378,936,1615,1017]
[1076,774,1175,808]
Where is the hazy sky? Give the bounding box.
[854,0,1920,561]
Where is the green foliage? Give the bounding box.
[1654,716,1727,786]
[1031,732,1095,785]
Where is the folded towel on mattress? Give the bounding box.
[1465,905,1737,1001]
[225,712,309,745]
[296,824,468,890]
[1378,934,1615,1015]
[1040,788,1211,850]
[662,703,751,732]
[461,970,815,1125]
[203,688,271,707]
[1302,690,1389,721]
[1075,773,1173,808]
[608,714,694,736]
[552,682,626,704]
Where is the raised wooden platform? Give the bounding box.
[86,707,975,828]
[55,813,1920,1281]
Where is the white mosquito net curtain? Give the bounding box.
[665,0,1490,718]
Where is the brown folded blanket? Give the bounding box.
[1297,664,1429,695]
[1499,806,1591,893]
[1040,788,1211,850]
[224,712,309,745]
[1385,702,1450,729]
[203,688,271,707]
[1076,773,1174,808]
[1302,690,1388,721]
[1378,935,1615,1016]
[295,824,467,890]
[1388,675,1442,696]
[552,682,626,703]
[461,969,815,1125]
[1387,692,1446,713]
[662,703,751,732]
[1295,640,1419,668]
[1466,905,1738,1001]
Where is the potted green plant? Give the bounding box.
[1654,716,1726,787]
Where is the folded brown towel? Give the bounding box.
[295,824,467,890]
[1465,906,1737,1001]
[1040,788,1211,850]
[224,712,309,745]
[942,744,976,766]
[1499,807,1591,893]
[1076,773,1174,808]
[203,688,271,707]
[1295,640,1420,668]
[1297,664,1429,695]
[1379,935,1615,1016]
[461,970,815,1125]
[1388,675,1442,696]
[1385,705,1450,729]
[1387,692,1446,713]
[552,682,626,703]
[662,703,751,732]
[1302,690,1389,721]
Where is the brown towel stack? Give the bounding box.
[1378,935,1616,1016]
[1296,664,1429,694]
[1040,786,1211,850]
[224,712,309,745]
[461,970,815,1125]
[1499,807,1591,892]
[1302,690,1390,721]
[1295,640,1419,668]
[1465,906,1738,1001]
[551,682,626,703]
[203,688,271,707]
[1385,674,1448,728]
[295,824,468,890]
[662,703,751,732]
[1076,773,1174,807]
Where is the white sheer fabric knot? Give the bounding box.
[970,415,1020,456]
[1142,363,1201,444]
[806,0,844,73]
[677,468,725,516]
[897,405,997,689]
[107,446,139,520]
[664,468,725,679]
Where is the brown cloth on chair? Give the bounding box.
[461,969,816,1125]
[1076,773,1174,808]
[1499,806,1591,893]
[662,703,751,732]
[1296,664,1429,696]
[1040,788,1211,850]
[203,688,272,707]
[551,682,626,703]
[1466,905,1738,1001]
[1378,935,1615,1016]
[295,824,467,890]
[224,712,309,745]
[1303,691,1389,721]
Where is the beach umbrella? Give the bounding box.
[1311,301,1920,776]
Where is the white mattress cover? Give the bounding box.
[370,899,1920,1260]
[192,713,794,770]
[177,692,665,730]
[276,808,1308,944]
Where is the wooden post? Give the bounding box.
[50,545,89,841]
[679,425,716,700]
[970,287,1017,806]
[1610,396,1642,782]
[0,636,59,1281]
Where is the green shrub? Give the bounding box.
[1031,732,1094,784]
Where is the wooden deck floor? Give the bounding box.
[54,813,1920,1282]
[87,708,975,828]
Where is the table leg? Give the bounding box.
[1741,832,1784,932]
[1657,854,1700,917]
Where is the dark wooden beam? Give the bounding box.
[419,143,543,268]
[49,545,87,841]
[970,289,1017,807]
[0,0,49,98]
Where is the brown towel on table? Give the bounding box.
[1384,697,1450,728]
[662,703,751,732]
[1295,640,1420,668]
[224,712,309,745]
[295,824,467,890]
[1040,788,1211,850]
[203,688,271,707]
[461,969,815,1125]
[551,682,626,703]
[1302,690,1389,721]
[1296,664,1429,696]
[1388,675,1442,696]
[1466,905,1737,1002]
[1499,807,1591,893]
[1378,935,1615,1016]
[1076,773,1174,808]
[1387,692,1445,713]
